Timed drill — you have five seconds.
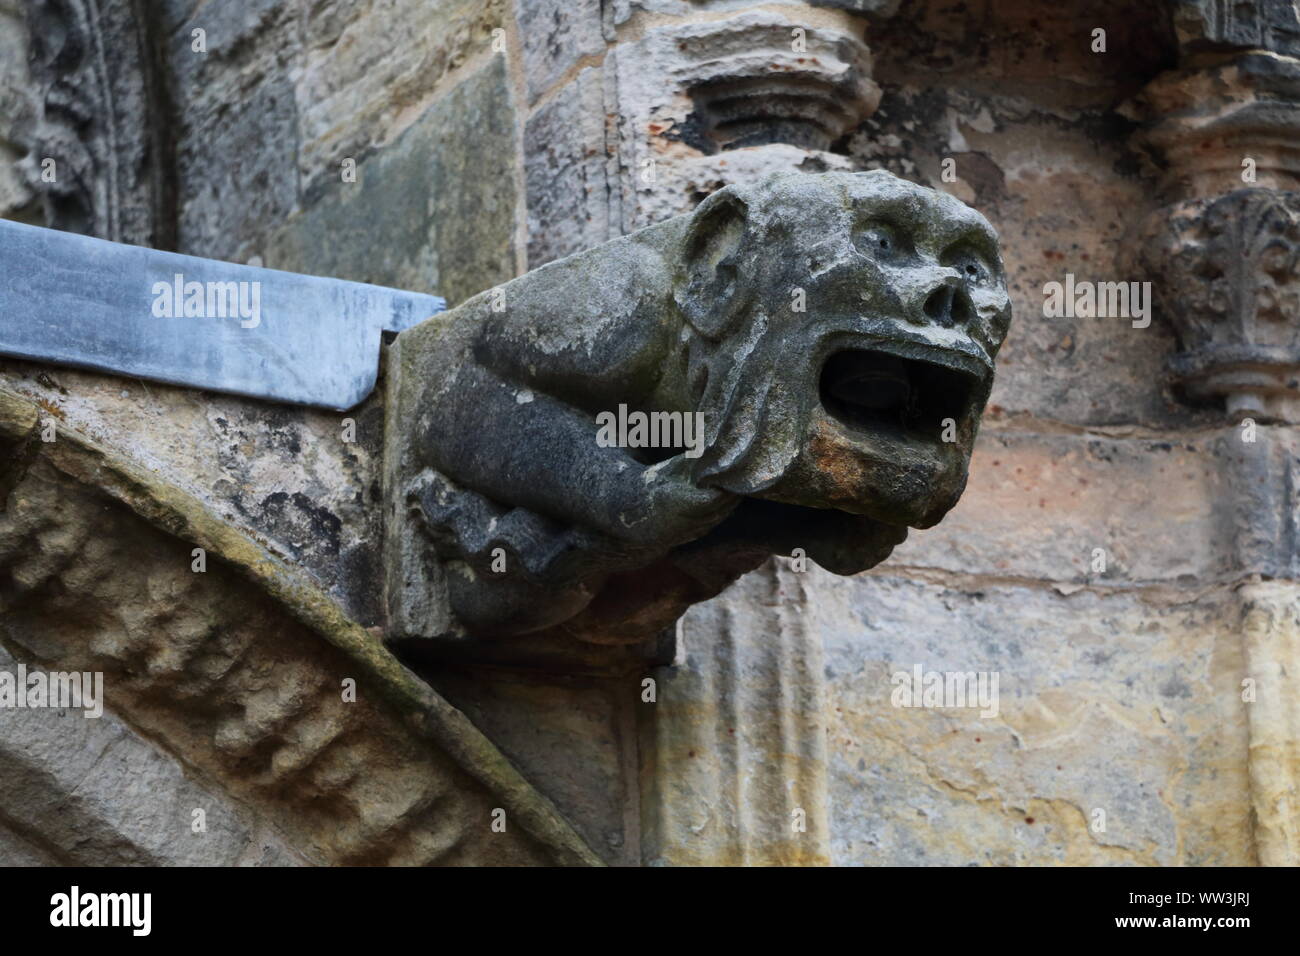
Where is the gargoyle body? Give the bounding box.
[385,170,1011,649]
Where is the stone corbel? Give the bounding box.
[1128,3,1300,422]
[607,5,882,241]
[522,2,891,266]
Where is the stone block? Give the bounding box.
[169,0,303,259]
[889,428,1230,586]
[514,0,605,105]
[269,58,518,305]
[809,572,1251,865]
[297,0,507,200]
[174,74,301,261]
[524,67,614,266]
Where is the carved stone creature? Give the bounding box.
[385,170,1011,649]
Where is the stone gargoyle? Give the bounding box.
[384,170,1011,654]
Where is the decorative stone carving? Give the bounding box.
[663,13,878,153]
[1126,3,1300,422]
[1138,189,1300,421]
[1129,52,1300,198]
[0,387,600,866]
[18,0,173,245]
[524,6,881,266]
[1170,0,1300,58]
[617,11,879,211]
[385,169,1011,651]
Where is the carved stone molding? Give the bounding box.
[612,10,878,222]
[660,13,878,153]
[1138,189,1300,421]
[1239,580,1300,866]
[19,0,173,245]
[0,387,601,866]
[523,5,882,266]
[641,559,832,865]
[1130,52,1300,198]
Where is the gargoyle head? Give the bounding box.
[386,168,1012,658]
[675,170,1011,539]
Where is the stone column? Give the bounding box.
[1240,582,1300,865]
[1128,0,1300,865]
[641,560,832,865]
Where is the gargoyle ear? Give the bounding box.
[675,186,753,339]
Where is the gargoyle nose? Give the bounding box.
[921,279,975,329]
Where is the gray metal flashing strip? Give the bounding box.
[0,219,445,409]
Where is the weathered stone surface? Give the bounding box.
[386,170,1010,651]
[269,57,519,305]
[809,0,898,12]
[1137,189,1300,422]
[0,357,388,626]
[1217,426,1300,582]
[0,647,306,865]
[524,66,614,266]
[429,669,642,865]
[887,427,1230,586]
[16,0,174,244]
[0,822,58,865]
[0,2,35,223]
[605,10,879,230]
[0,387,601,866]
[644,560,831,865]
[169,0,302,260]
[605,0,895,28]
[297,0,507,202]
[812,570,1252,865]
[1129,54,1300,199]
[1171,0,1300,59]
[1239,580,1300,865]
[515,0,605,105]
[4,0,1299,871]
[848,87,1190,429]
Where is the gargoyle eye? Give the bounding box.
[941,243,994,285]
[857,220,909,260]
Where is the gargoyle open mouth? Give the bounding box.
[819,348,979,442]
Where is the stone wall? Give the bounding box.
[2,0,1298,865]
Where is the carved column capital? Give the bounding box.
[1126,3,1300,421]
[1138,188,1300,420]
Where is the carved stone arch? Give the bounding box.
[19,0,175,246]
[0,387,601,866]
